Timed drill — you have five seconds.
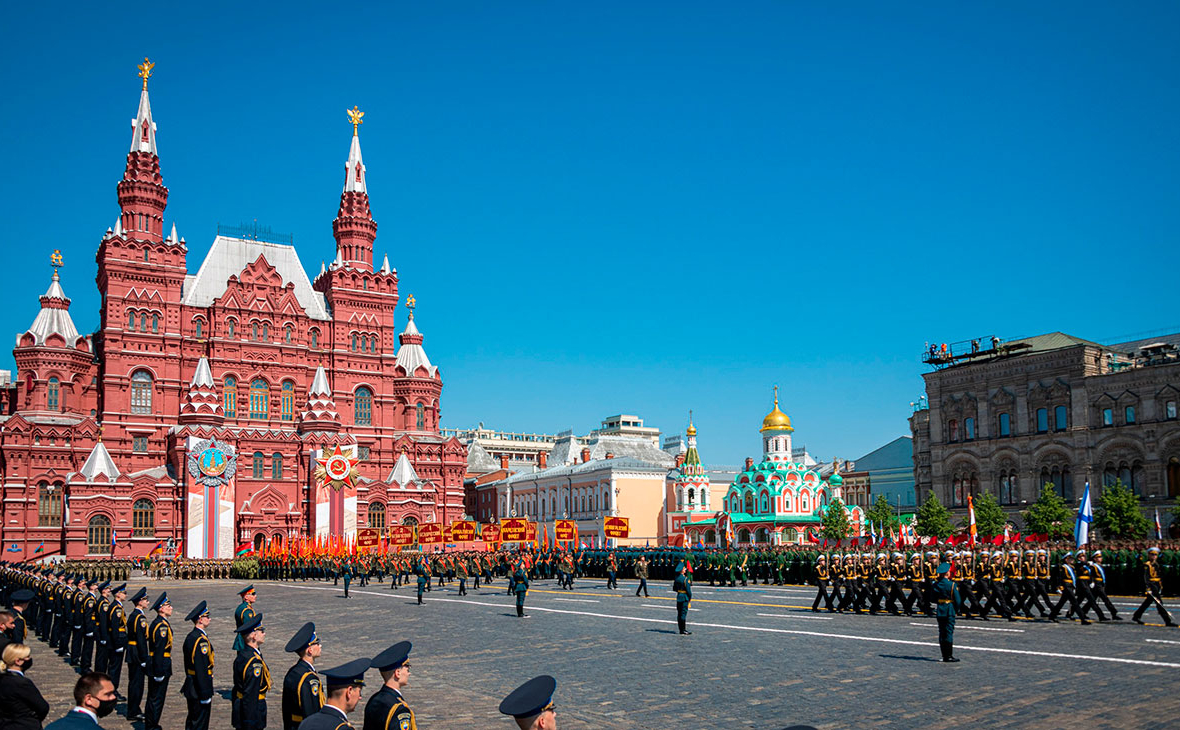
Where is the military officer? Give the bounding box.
[94,581,112,674]
[283,622,325,730]
[811,555,832,612]
[78,577,99,672]
[146,592,174,730]
[673,561,693,635]
[1048,552,1090,625]
[364,641,416,730]
[415,561,427,605]
[181,601,215,730]
[634,555,650,598]
[233,613,272,730]
[1132,547,1177,626]
[8,588,32,646]
[234,585,259,652]
[298,657,369,730]
[126,587,151,721]
[1089,550,1121,620]
[498,674,558,730]
[106,583,128,693]
[512,560,530,619]
[932,562,960,662]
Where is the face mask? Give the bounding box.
[96,698,117,718]
[21,657,32,671]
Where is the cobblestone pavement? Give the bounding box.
[19,576,1180,729]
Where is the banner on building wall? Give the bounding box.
[450,521,477,541]
[500,518,527,541]
[417,522,444,544]
[480,523,501,543]
[554,520,578,541]
[603,516,630,539]
[356,528,379,551]
[388,525,414,546]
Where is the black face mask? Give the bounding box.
[96,698,117,718]
[20,657,32,672]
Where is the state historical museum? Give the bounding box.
[0,61,467,559]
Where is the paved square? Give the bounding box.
[21,575,1180,729]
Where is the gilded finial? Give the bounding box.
[137,57,154,90]
[347,106,364,136]
[406,294,416,318]
[51,249,63,271]
[773,384,779,407]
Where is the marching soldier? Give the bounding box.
[634,554,650,598]
[1074,550,1107,622]
[181,601,215,730]
[811,554,832,612]
[146,592,174,730]
[1089,550,1121,620]
[1132,547,1177,626]
[298,658,369,730]
[233,613,272,730]
[283,622,324,730]
[234,585,259,652]
[1048,552,1090,625]
[126,587,151,721]
[498,675,557,729]
[904,553,925,616]
[364,641,416,730]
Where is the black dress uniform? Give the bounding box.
[364,642,415,730]
[1133,548,1177,625]
[181,601,215,730]
[8,589,32,645]
[95,583,111,674]
[78,585,99,672]
[126,588,151,720]
[498,675,557,727]
[932,563,960,662]
[283,622,324,730]
[146,593,174,730]
[298,657,369,730]
[673,563,693,635]
[106,585,128,691]
[0,667,50,729]
[233,586,258,653]
[233,614,272,730]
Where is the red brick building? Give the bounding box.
[0,64,466,560]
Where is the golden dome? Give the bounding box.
[760,386,794,433]
[686,410,697,437]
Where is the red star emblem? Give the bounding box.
[315,445,360,490]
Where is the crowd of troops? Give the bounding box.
[0,564,557,729]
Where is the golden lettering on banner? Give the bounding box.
[450,521,477,542]
[603,516,630,539]
[388,526,414,546]
[499,518,527,542]
[357,528,379,550]
[554,520,577,541]
[481,523,501,543]
[526,521,537,542]
[417,523,444,544]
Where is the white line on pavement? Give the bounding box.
[553,598,599,603]
[756,613,834,621]
[909,622,1023,633]
[642,604,700,612]
[273,584,1179,669]
[1145,638,1180,645]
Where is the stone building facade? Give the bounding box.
[910,331,1180,524]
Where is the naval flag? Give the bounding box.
[1155,508,1163,540]
[1075,481,1093,548]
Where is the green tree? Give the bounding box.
[864,494,900,533]
[821,497,851,541]
[1021,485,1074,540]
[968,492,1007,537]
[1093,480,1150,540]
[914,492,953,539]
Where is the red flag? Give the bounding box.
[822,538,828,549]
[925,535,938,547]
[1012,531,1021,543]
[851,537,859,547]
[991,535,1003,546]
[807,529,820,544]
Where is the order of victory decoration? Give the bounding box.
[187,439,237,488]
[315,445,360,491]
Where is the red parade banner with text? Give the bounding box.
[481,523,501,543]
[451,521,477,542]
[500,518,528,542]
[357,528,379,551]
[603,516,630,539]
[526,521,537,542]
[417,522,444,544]
[554,519,577,542]
[388,525,414,547]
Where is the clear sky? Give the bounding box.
[1,2,1177,467]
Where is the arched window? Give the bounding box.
[687,487,695,506]
[262,323,269,341]
[351,334,358,351]
[355,387,372,426]
[947,419,959,442]
[223,376,237,417]
[140,313,147,332]
[1126,405,1137,424]
[252,322,259,341]
[801,492,810,512]
[280,381,295,421]
[130,370,153,414]
[738,528,751,544]
[195,319,204,338]
[128,311,135,330]
[271,453,283,479]
[310,329,319,348]
[1054,405,1068,432]
[369,502,386,529]
[249,379,269,419]
[705,529,716,545]
[754,527,768,543]
[998,470,1017,505]
[784,527,799,543]
[759,490,769,513]
[132,499,155,537]
[402,516,418,527]
[284,325,293,344]
[998,412,1011,437]
[47,377,60,411]
[964,417,975,440]
[252,451,264,479]
[228,319,236,338]
[1036,408,1049,433]
[151,314,159,333]
[37,482,61,527]
[87,515,112,555]
[743,492,754,514]
[415,403,425,429]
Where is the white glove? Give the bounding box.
[199,698,212,705]
[100,640,107,645]
[140,662,147,668]
[153,676,164,682]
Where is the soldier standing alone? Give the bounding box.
[932,562,960,662]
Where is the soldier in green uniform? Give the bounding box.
[932,562,960,662]
[233,586,258,652]
[513,560,530,619]
[674,561,693,635]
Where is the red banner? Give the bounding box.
[603,516,630,539]
[443,526,453,543]
[388,526,414,546]
[451,521,477,542]
[500,518,528,542]
[417,523,444,544]
[526,521,537,542]
[554,520,577,541]
[356,528,379,550]
[481,523,501,543]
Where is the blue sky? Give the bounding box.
[1,2,1177,466]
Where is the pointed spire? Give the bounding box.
[114,218,123,237]
[300,366,341,432]
[79,440,120,481]
[395,297,437,378]
[130,58,157,155]
[683,414,702,469]
[333,106,377,271]
[379,254,391,275]
[387,452,424,487]
[344,105,367,194]
[178,356,223,425]
[319,261,327,276]
[167,222,178,244]
[23,257,79,346]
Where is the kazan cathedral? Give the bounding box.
[0,61,466,560]
[670,390,864,546]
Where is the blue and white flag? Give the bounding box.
[869,522,877,545]
[1155,508,1163,540]
[1075,481,1093,548]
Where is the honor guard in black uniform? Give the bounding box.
[673,562,693,635]
[234,585,259,652]
[1089,551,1121,620]
[498,674,557,730]
[106,584,128,693]
[811,555,832,612]
[69,577,88,667]
[181,601,215,730]
[1133,547,1177,626]
[283,622,325,730]
[94,581,112,674]
[1048,552,1090,625]
[78,578,99,672]
[513,560,530,618]
[126,588,151,721]
[145,592,174,730]
[932,562,960,662]
[233,613,272,730]
[299,658,369,730]
[364,641,415,730]
[8,589,32,645]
